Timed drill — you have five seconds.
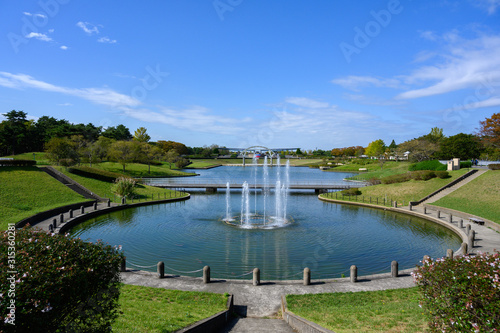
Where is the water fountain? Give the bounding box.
[224,155,291,229]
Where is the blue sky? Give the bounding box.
[1,0,500,150]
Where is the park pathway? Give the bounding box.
[420,168,488,204]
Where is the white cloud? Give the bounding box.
[24,12,47,18]
[97,37,117,44]
[285,97,329,108]
[397,34,500,99]
[0,72,140,108]
[25,32,52,42]
[58,103,72,106]
[60,45,68,50]
[472,0,500,14]
[331,76,401,91]
[419,30,438,41]
[76,21,99,35]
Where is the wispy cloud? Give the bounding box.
[472,0,500,14]
[25,32,52,42]
[397,34,500,99]
[285,97,329,108]
[331,76,402,91]
[24,12,47,19]
[60,45,68,50]
[0,72,140,108]
[97,37,117,44]
[76,21,100,35]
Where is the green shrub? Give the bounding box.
[434,171,450,179]
[0,226,123,332]
[0,159,36,167]
[340,188,362,196]
[409,160,446,171]
[368,177,381,185]
[381,173,412,184]
[460,161,472,168]
[412,170,435,181]
[413,252,500,332]
[112,177,136,198]
[68,166,124,183]
[488,163,500,170]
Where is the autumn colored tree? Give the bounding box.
[478,113,500,148]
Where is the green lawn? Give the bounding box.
[54,166,187,203]
[329,161,412,180]
[2,151,51,165]
[430,170,500,223]
[286,288,427,333]
[185,161,222,168]
[321,169,469,206]
[89,161,196,178]
[0,166,90,229]
[113,284,228,333]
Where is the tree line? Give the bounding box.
[331,113,500,162]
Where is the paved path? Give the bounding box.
[421,169,488,204]
[218,318,297,332]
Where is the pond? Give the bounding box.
[71,166,462,280]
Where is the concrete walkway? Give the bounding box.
[218,318,297,332]
[421,168,488,204]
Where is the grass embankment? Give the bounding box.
[321,169,469,206]
[286,288,426,333]
[431,170,500,223]
[3,151,51,165]
[329,161,412,180]
[113,285,228,333]
[90,161,196,178]
[0,166,90,229]
[54,167,187,203]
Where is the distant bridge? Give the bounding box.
[145,181,362,193]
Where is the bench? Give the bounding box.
[470,217,485,225]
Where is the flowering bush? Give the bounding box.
[112,177,136,199]
[0,226,124,332]
[413,252,500,332]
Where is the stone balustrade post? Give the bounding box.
[303,268,311,286]
[203,266,210,284]
[391,261,398,278]
[447,249,454,259]
[350,265,357,283]
[253,268,260,286]
[157,261,165,279]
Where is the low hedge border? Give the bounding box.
[68,166,127,183]
[0,159,36,167]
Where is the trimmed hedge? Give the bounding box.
[340,188,362,196]
[0,159,36,167]
[409,160,446,171]
[488,163,500,170]
[380,170,449,184]
[68,166,124,183]
[460,161,472,168]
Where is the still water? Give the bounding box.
[71,166,461,280]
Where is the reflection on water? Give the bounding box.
[72,191,461,280]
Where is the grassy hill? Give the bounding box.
[0,166,90,229]
[430,170,500,223]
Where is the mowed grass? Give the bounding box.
[113,284,228,333]
[90,161,196,178]
[2,152,51,165]
[0,166,90,229]
[54,167,187,203]
[431,170,500,223]
[286,288,427,333]
[329,161,413,180]
[321,169,469,205]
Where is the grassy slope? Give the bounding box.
[322,169,469,205]
[54,167,187,203]
[90,161,196,178]
[113,284,228,333]
[430,170,500,223]
[2,152,51,165]
[286,288,426,333]
[329,161,412,180]
[0,166,90,229]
